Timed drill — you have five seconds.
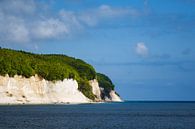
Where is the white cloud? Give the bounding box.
[0,0,36,15]
[79,5,139,26]
[0,13,30,43]
[8,20,30,43]
[0,0,139,45]
[0,0,77,44]
[135,42,149,57]
[59,9,83,31]
[98,5,130,18]
[32,18,69,39]
[79,13,98,27]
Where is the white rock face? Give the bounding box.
[109,90,122,102]
[89,79,101,101]
[0,75,90,104]
[0,75,122,104]
[103,89,122,102]
[89,80,122,102]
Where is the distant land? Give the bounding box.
[0,48,122,104]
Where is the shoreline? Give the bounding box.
[0,101,124,106]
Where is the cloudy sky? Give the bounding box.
[1,0,195,101]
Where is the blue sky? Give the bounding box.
[0,0,195,100]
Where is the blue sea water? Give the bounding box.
[0,101,195,129]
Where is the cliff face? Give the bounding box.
[0,48,122,104]
[0,75,90,104]
[0,75,122,104]
[89,79,101,101]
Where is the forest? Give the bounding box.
[0,48,115,100]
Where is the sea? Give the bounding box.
[0,101,195,129]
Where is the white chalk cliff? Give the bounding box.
[0,75,122,104]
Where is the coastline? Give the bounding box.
[0,75,122,104]
[0,101,124,106]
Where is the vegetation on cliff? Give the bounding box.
[96,73,115,99]
[0,48,95,99]
[0,48,116,100]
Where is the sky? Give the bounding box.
[0,0,195,101]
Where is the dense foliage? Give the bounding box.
[0,48,97,99]
[96,73,115,99]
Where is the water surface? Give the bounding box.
[0,101,195,129]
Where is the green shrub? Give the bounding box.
[97,73,115,92]
[78,79,95,100]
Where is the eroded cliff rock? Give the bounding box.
[0,75,122,104]
[0,75,90,104]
